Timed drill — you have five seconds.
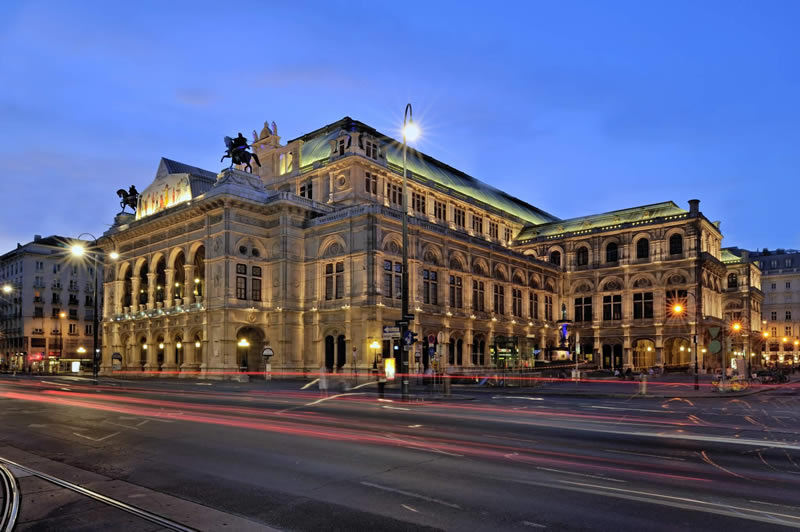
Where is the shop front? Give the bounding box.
[491,335,519,368]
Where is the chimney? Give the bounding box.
[688,199,700,215]
[34,234,41,241]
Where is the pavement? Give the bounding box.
[2,374,800,530]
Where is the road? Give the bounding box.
[1,375,800,531]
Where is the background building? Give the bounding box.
[0,235,102,373]
[99,117,760,378]
[748,248,800,366]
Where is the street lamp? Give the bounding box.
[71,233,102,382]
[671,296,701,390]
[400,103,420,402]
[370,340,381,370]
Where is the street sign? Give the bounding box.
[262,347,274,358]
[428,334,436,344]
[382,326,400,340]
[394,320,409,327]
[403,330,414,345]
[403,314,415,321]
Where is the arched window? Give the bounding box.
[606,242,618,263]
[550,251,561,266]
[576,247,589,267]
[727,273,738,289]
[636,238,649,259]
[669,234,683,256]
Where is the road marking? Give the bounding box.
[195,383,212,386]
[523,521,546,528]
[103,420,139,430]
[749,500,800,511]
[603,449,685,461]
[536,467,626,483]
[401,504,419,513]
[408,424,422,428]
[301,379,319,390]
[73,431,120,442]
[304,392,362,407]
[404,446,463,458]
[360,481,461,509]
[492,396,544,401]
[590,406,665,413]
[382,405,410,411]
[27,424,46,428]
[482,434,539,445]
[351,381,377,390]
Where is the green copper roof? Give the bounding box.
[721,248,744,264]
[516,201,688,241]
[293,117,559,225]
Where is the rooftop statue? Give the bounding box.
[221,132,261,173]
[116,185,139,213]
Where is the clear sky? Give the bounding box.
[1,1,798,252]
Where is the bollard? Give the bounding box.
[639,374,647,395]
[443,373,451,396]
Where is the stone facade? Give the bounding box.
[98,117,761,378]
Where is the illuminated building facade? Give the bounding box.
[0,235,102,373]
[99,117,757,377]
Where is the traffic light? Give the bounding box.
[409,331,418,345]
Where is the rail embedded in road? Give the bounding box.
[0,461,19,532]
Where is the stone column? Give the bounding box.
[131,277,141,312]
[146,273,157,310]
[164,268,175,307]
[183,264,195,304]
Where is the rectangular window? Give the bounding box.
[393,262,402,299]
[574,296,592,322]
[771,327,777,337]
[53,264,60,274]
[449,275,462,308]
[299,181,313,199]
[69,323,77,335]
[633,292,654,319]
[251,277,261,301]
[472,280,485,312]
[236,276,247,299]
[69,309,78,320]
[52,308,61,318]
[383,260,393,298]
[786,258,793,268]
[85,324,93,336]
[544,295,553,321]
[52,293,60,304]
[236,264,247,275]
[335,262,344,299]
[787,282,791,289]
[786,326,792,336]
[771,311,777,321]
[34,306,43,318]
[434,201,446,222]
[772,283,777,290]
[787,311,792,321]
[412,192,426,215]
[365,140,379,160]
[603,295,622,321]
[512,288,522,317]
[504,227,512,243]
[365,172,377,195]
[529,292,539,319]
[472,215,483,234]
[387,183,402,207]
[423,270,438,305]
[493,284,505,314]
[454,207,465,228]
[489,221,499,239]
[35,261,43,271]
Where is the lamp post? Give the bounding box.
[1,284,14,371]
[400,103,420,402]
[671,291,701,391]
[71,233,102,382]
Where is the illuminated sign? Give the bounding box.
[384,358,396,380]
[71,361,80,373]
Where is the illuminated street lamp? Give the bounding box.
[72,234,102,382]
[370,340,382,370]
[400,103,420,402]
[671,297,701,390]
[2,284,11,295]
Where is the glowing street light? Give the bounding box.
[109,251,120,260]
[672,304,683,314]
[2,284,11,294]
[732,322,741,332]
[238,338,250,347]
[70,244,86,257]
[402,121,420,142]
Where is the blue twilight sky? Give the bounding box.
[1,1,798,252]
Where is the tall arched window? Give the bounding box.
[669,234,683,256]
[550,251,561,266]
[576,247,589,267]
[606,242,618,263]
[637,238,649,259]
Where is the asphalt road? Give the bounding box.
[2,375,800,531]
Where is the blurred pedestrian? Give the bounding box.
[319,365,329,397]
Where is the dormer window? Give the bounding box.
[338,139,346,156]
[279,152,293,175]
[365,140,379,160]
[299,180,313,199]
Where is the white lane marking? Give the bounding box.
[492,396,544,401]
[408,424,422,428]
[749,500,800,511]
[402,504,419,513]
[195,383,213,386]
[351,381,378,390]
[382,405,410,411]
[557,480,800,525]
[536,467,626,483]
[523,521,546,528]
[603,449,686,462]
[73,431,120,442]
[304,392,362,407]
[301,379,319,390]
[103,420,139,431]
[360,481,461,509]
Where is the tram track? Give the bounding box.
[0,461,19,532]
[0,456,196,532]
